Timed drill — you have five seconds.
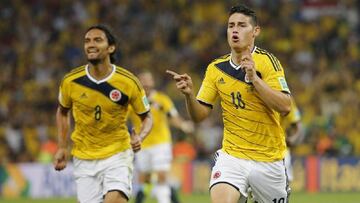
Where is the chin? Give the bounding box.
[232,43,249,52]
[88,58,101,65]
[231,44,242,52]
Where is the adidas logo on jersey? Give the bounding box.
[218,77,225,84]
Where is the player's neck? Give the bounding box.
[88,62,113,81]
[231,46,254,65]
[231,53,242,66]
[231,49,252,65]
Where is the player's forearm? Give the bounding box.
[170,116,194,133]
[252,79,291,115]
[185,94,210,123]
[139,113,153,141]
[169,116,184,130]
[56,106,70,149]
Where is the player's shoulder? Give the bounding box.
[114,65,136,78]
[209,53,231,66]
[205,53,231,72]
[153,91,174,107]
[114,65,142,90]
[254,47,282,71]
[154,91,172,101]
[62,65,86,83]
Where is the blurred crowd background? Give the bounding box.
[0,0,359,163]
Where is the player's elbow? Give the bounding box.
[188,105,211,123]
[279,107,291,117]
[279,101,291,116]
[278,94,292,116]
[191,115,206,123]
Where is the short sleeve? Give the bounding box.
[58,79,72,108]
[162,95,178,118]
[263,57,291,94]
[196,65,218,107]
[130,86,150,115]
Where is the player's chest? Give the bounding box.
[215,74,256,98]
[71,83,130,110]
[149,100,166,117]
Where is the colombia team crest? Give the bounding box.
[110,89,121,102]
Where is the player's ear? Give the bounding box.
[108,45,115,54]
[253,26,261,37]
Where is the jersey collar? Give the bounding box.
[229,46,257,70]
[85,64,116,84]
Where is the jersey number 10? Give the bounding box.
[273,197,285,203]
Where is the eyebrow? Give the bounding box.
[85,36,104,40]
[228,21,247,25]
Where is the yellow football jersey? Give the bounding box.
[197,46,291,162]
[58,65,150,160]
[128,91,176,148]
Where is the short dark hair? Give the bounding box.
[229,4,258,26]
[86,24,117,63]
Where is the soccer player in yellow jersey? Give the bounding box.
[128,71,194,203]
[53,25,153,203]
[167,4,291,203]
[282,98,304,184]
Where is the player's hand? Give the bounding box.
[181,121,195,134]
[241,47,258,83]
[166,70,193,96]
[54,148,68,171]
[130,128,141,153]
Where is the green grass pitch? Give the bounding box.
[1,192,360,203]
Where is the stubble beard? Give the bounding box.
[88,58,101,65]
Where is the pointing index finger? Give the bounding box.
[241,46,253,61]
[166,70,180,77]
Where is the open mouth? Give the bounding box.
[87,50,99,58]
[232,35,239,42]
[87,48,99,54]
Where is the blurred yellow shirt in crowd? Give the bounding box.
[128,91,177,148]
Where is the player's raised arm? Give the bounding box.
[166,70,193,95]
[166,70,211,123]
[241,48,291,116]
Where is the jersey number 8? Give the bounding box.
[95,105,101,120]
